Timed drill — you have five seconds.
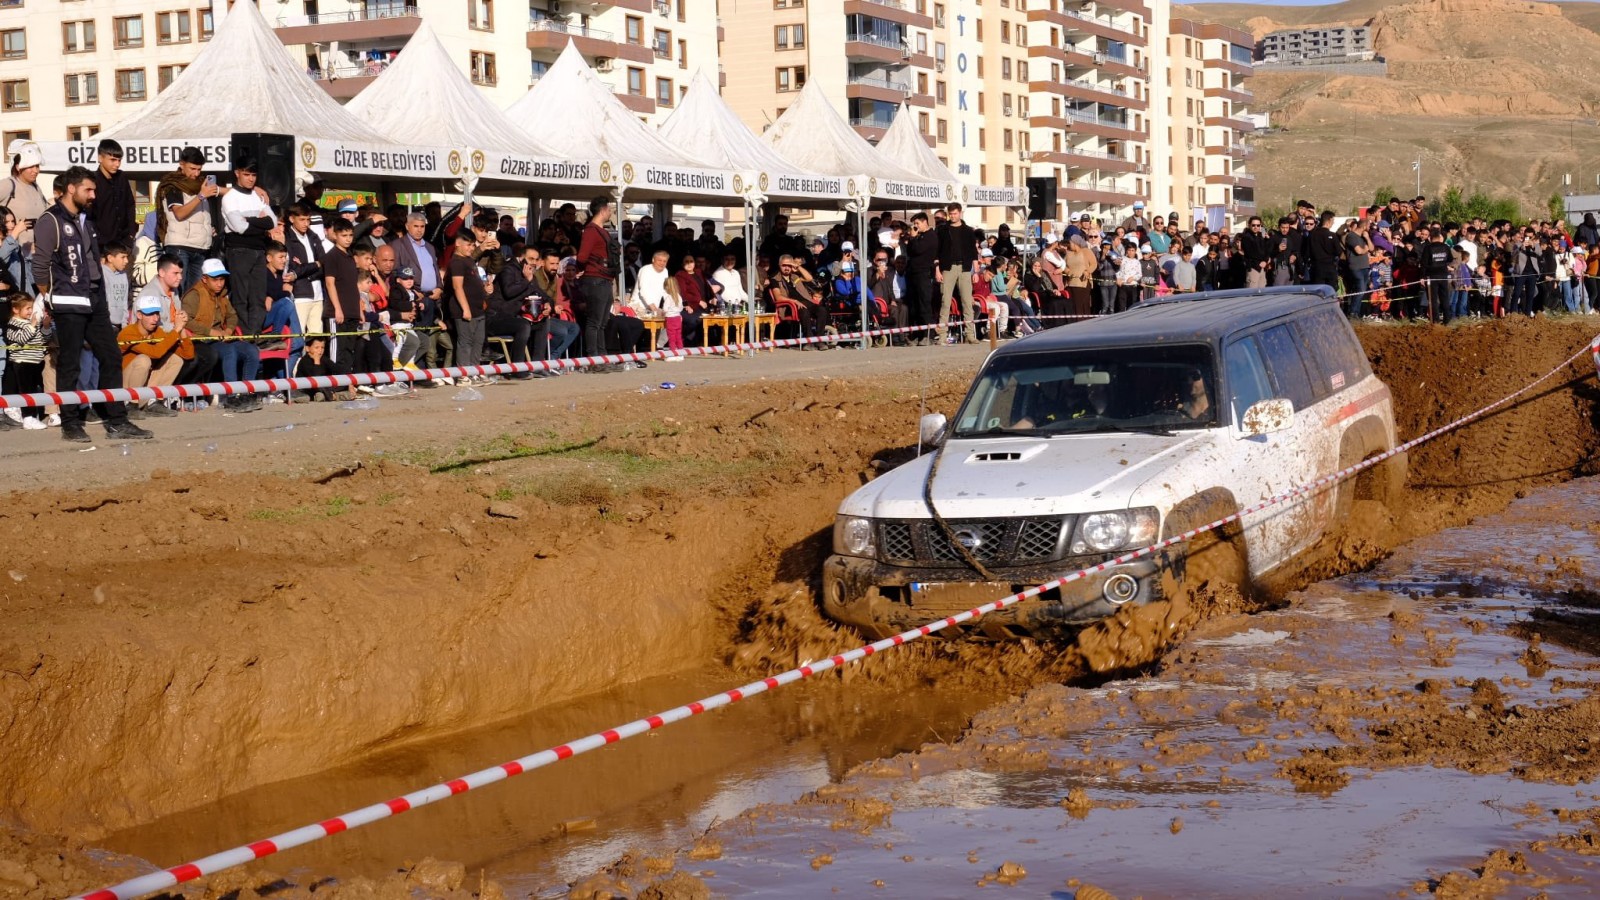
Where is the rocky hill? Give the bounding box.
[1177,0,1600,218]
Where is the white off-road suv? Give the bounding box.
[822,287,1404,639]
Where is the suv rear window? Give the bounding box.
[1291,307,1371,394]
[1256,323,1318,411]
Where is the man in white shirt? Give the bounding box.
[632,250,672,315]
[219,159,279,337]
[712,253,748,309]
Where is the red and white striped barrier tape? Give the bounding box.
[0,322,943,412]
[70,334,1600,900]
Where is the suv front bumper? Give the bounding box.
[821,552,1167,640]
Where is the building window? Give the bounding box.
[1,29,25,59]
[1003,129,1012,151]
[936,118,947,144]
[774,65,805,92]
[1,131,31,149]
[975,55,983,76]
[1017,25,1026,47]
[1000,21,1010,43]
[470,51,496,85]
[935,80,945,103]
[977,93,984,113]
[1018,61,1028,81]
[114,15,144,49]
[655,76,674,106]
[62,20,96,52]
[115,68,146,102]
[198,9,213,40]
[917,33,927,54]
[918,112,929,134]
[66,125,100,141]
[468,0,493,31]
[1001,58,1011,80]
[775,25,805,49]
[627,67,644,95]
[678,38,686,68]
[933,3,944,26]
[977,128,985,149]
[1,80,29,112]
[773,0,803,7]
[625,16,642,44]
[653,29,670,58]
[1004,165,1013,187]
[64,72,98,106]
[975,19,982,39]
[158,64,185,91]
[676,0,686,21]
[157,10,191,43]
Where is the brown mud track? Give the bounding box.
[2,318,1600,898]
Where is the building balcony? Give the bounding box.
[845,32,911,64]
[850,117,895,141]
[1205,115,1255,133]
[617,92,657,114]
[602,0,658,12]
[1027,7,1145,46]
[1031,111,1144,142]
[1029,44,1142,80]
[1029,78,1147,111]
[1092,0,1151,17]
[846,73,912,105]
[1204,56,1253,77]
[527,19,652,64]
[1203,85,1252,105]
[1032,147,1141,174]
[843,0,933,30]
[275,4,421,46]
[307,62,388,100]
[1059,181,1144,206]
[1204,172,1255,187]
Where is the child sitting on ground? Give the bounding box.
[292,335,335,402]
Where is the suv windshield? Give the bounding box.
[953,345,1219,438]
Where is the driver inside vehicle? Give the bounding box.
[1171,367,1211,420]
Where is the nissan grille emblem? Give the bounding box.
[953,529,983,551]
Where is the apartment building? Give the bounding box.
[0,0,715,151]
[0,0,225,149]
[719,0,1253,229]
[1260,25,1370,63]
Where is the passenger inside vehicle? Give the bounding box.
[956,348,1218,436]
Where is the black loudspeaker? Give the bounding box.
[1026,176,1058,220]
[229,133,295,209]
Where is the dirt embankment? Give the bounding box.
[1,318,1598,897]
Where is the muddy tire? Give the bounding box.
[1181,529,1249,595]
[1335,446,1407,522]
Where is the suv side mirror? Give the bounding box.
[919,413,949,446]
[1240,398,1294,436]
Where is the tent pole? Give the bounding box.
[745,199,757,350]
[857,205,869,350]
[613,185,627,320]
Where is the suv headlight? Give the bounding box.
[833,516,877,558]
[1072,508,1160,554]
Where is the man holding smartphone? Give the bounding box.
[156,147,220,295]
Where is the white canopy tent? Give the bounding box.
[876,104,1025,210]
[657,71,854,207]
[36,0,458,187]
[763,81,949,210]
[503,43,735,204]
[346,22,606,195]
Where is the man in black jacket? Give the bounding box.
[903,212,938,345]
[1238,216,1272,288]
[1306,210,1341,291]
[491,245,544,378]
[32,166,153,443]
[1420,225,1453,321]
[89,140,137,249]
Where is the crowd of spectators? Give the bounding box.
[2,134,1594,444]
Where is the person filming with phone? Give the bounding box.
[156,147,221,295]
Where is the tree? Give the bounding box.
[1370,184,1398,211]
[1549,193,1567,223]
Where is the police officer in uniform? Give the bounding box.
[31,166,153,443]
